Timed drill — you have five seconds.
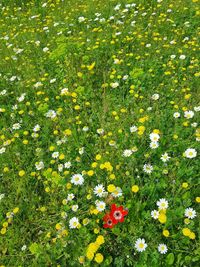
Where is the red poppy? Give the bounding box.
[103,213,117,228]
[110,204,128,223]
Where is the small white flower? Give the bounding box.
[158,244,168,254]
[94,184,105,197]
[78,16,85,23]
[184,207,196,219]
[12,123,21,130]
[110,82,119,88]
[33,124,40,132]
[52,152,59,158]
[69,217,79,229]
[71,205,79,212]
[67,193,75,201]
[184,148,197,159]
[45,110,57,119]
[150,141,159,149]
[95,200,106,212]
[43,47,49,52]
[64,161,71,169]
[149,133,160,142]
[0,193,5,201]
[35,161,44,170]
[151,210,159,219]
[194,106,200,112]
[160,152,171,162]
[184,110,194,119]
[179,54,186,60]
[0,147,6,154]
[151,93,159,100]
[50,78,56,84]
[60,88,68,95]
[112,187,123,198]
[173,112,180,118]
[135,238,147,252]
[157,198,169,210]
[97,128,104,135]
[79,147,84,155]
[21,245,27,251]
[130,126,138,133]
[123,149,133,157]
[82,126,89,132]
[143,164,153,174]
[71,174,84,185]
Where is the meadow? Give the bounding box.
[0,0,199,266]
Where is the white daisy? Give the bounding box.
[69,217,79,229]
[71,205,79,212]
[143,164,153,174]
[67,193,75,201]
[173,112,180,118]
[135,238,147,252]
[184,110,194,119]
[151,210,159,219]
[149,133,160,142]
[64,161,71,169]
[95,200,106,212]
[184,207,196,219]
[112,187,123,198]
[160,152,171,162]
[184,148,197,159]
[71,174,84,185]
[157,198,169,210]
[33,124,40,132]
[158,244,168,254]
[94,184,105,197]
[150,141,159,149]
[123,149,133,157]
[130,125,138,133]
[35,161,44,170]
[151,93,159,100]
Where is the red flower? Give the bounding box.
[110,204,128,223]
[103,213,117,228]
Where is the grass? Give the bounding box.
[0,0,199,266]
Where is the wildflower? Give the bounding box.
[184,208,197,219]
[135,238,147,252]
[151,210,159,219]
[157,198,169,210]
[94,184,105,197]
[94,253,104,263]
[123,149,133,157]
[173,112,180,118]
[184,148,197,158]
[35,161,44,170]
[184,110,194,119]
[150,141,159,149]
[110,204,128,223]
[103,213,117,228]
[96,200,106,212]
[71,174,84,185]
[69,217,79,229]
[149,133,160,142]
[131,185,139,193]
[143,164,153,174]
[151,94,159,100]
[160,152,171,162]
[158,244,168,254]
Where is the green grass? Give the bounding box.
[0,0,199,266]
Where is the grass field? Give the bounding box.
[0,0,199,266]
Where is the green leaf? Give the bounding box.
[166,253,175,265]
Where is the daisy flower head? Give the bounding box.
[151,210,159,219]
[157,198,169,210]
[184,110,194,119]
[123,149,133,157]
[94,184,105,197]
[149,133,160,142]
[173,112,180,118]
[184,207,196,219]
[135,238,147,252]
[143,164,153,174]
[158,244,168,254]
[95,200,106,212]
[184,148,197,159]
[151,93,159,100]
[160,152,171,162]
[111,187,123,198]
[69,217,79,229]
[150,141,159,149]
[71,174,84,185]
